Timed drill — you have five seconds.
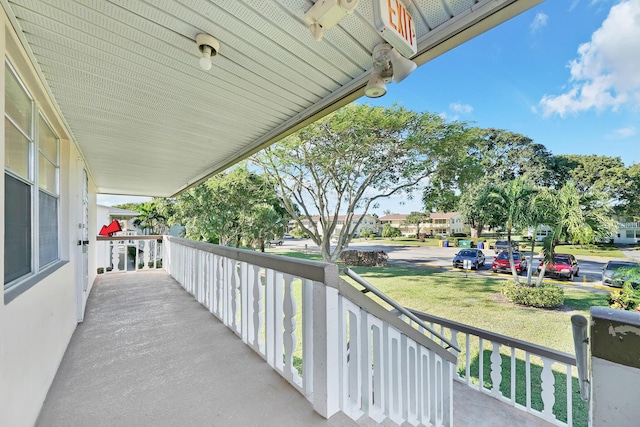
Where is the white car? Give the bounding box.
[283,234,294,239]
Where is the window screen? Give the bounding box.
[39,190,58,267]
[5,174,32,284]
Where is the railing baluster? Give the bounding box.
[265,269,275,368]
[241,262,249,343]
[490,342,502,398]
[274,271,284,372]
[302,279,312,397]
[566,363,573,427]
[479,337,484,391]
[510,348,516,405]
[283,274,301,386]
[526,353,532,411]
[540,356,556,419]
[143,240,150,270]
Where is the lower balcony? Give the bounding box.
[36,237,567,426]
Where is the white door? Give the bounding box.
[76,161,89,322]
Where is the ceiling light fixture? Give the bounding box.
[364,43,416,98]
[196,33,220,71]
[304,0,360,41]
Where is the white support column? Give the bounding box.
[312,283,340,418]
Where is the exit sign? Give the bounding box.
[373,0,417,58]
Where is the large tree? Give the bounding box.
[552,154,631,206]
[174,165,289,250]
[425,128,555,237]
[252,104,468,262]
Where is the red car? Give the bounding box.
[538,254,579,281]
[492,251,527,275]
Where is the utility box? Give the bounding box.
[458,240,472,248]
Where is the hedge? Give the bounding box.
[501,281,564,309]
[339,250,388,267]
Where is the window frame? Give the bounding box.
[4,59,64,303]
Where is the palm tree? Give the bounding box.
[482,178,539,284]
[535,182,617,286]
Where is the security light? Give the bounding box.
[196,33,220,71]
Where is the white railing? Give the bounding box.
[408,310,583,427]
[96,235,163,274]
[163,237,457,426]
[618,222,640,229]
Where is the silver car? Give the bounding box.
[602,261,640,287]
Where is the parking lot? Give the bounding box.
[273,238,633,293]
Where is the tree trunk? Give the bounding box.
[470,223,484,238]
[507,231,520,285]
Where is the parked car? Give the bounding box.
[283,234,294,239]
[269,238,284,246]
[491,251,527,275]
[452,249,485,270]
[601,261,640,288]
[538,254,579,281]
[493,240,519,254]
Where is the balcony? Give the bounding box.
[37,237,577,426]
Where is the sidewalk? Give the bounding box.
[615,243,640,262]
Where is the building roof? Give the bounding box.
[2,0,541,197]
[98,205,140,217]
[379,212,460,221]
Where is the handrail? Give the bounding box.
[343,267,460,352]
[410,308,576,365]
[97,234,163,241]
[571,314,590,401]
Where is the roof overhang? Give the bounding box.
[2,0,543,197]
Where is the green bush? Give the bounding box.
[340,250,388,267]
[502,281,564,309]
[607,283,640,311]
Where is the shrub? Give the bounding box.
[607,283,640,311]
[502,281,564,309]
[340,250,388,267]
[360,229,375,239]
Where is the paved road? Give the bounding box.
[275,238,626,293]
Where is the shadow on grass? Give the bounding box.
[563,293,608,311]
[460,349,588,427]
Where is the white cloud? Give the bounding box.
[530,12,549,32]
[611,126,637,138]
[538,0,640,117]
[449,103,474,115]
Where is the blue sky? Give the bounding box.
[363,0,640,214]
[99,0,640,212]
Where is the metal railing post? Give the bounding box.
[571,314,590,402]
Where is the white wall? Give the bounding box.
[590,357,640,426]
[0,10,98,426]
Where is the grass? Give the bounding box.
[271,250,609,426]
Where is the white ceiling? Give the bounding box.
[3,0,542,197]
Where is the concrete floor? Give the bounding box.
[36,271,554,427]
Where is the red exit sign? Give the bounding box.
[374,0,417,57]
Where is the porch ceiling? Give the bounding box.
[3,0,541,197]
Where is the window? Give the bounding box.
[627,230,635,239]
[4,61,60,292]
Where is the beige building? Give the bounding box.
[379,212,464,237]
[295,214,379,237]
